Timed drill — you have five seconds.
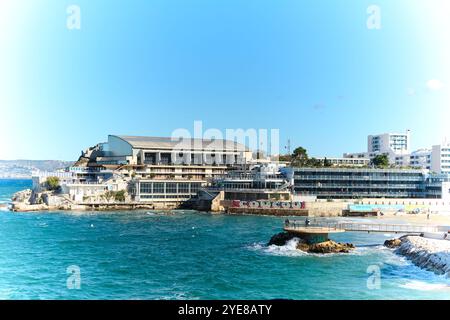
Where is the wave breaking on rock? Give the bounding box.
[386,236,450,277]
[268,232,355,254]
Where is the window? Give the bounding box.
[166,183,177,193]
[140,182,152,194]
[179,183,190,193]
[153,182,165,193]
[190,183,201,193]
[160,153,172,164]
[144,153,156,164]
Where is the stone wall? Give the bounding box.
[305,201,349,217]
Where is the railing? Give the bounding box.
[294,175,424,182]
[285,220,440,233]
[202,187,290,193]
[294,184,421,189]
[293,191,423,197]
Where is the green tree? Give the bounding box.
[323,157,332,167]
[306,157,322,167]
[291,147,309,167]
[103,191,115,202]
[114,190,126,202]
[278,154,292,162]
[46,176,60,191]
[292,147,308,159]
[371,154,389,168]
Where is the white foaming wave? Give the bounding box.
[249,238,369,258]
[249,238,308,257]
[0,202,10,212]
[399,280,450,292]
[158,291,194,300]
[357,244,411,266]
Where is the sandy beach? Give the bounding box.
[375,212,450,227]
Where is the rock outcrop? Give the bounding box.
[268,232,355,254]
[11,189,32,204]
[268,232,298,246]
[10,189,74,212]
[298,240,355,254]
[384,238,402,248]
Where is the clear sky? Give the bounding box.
[1,0,449,160]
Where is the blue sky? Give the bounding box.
[1,0,449,160]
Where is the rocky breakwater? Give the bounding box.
[385,235,450,276]
[268,232,355,254]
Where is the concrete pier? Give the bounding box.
[284,225,345,243]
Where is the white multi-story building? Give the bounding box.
[368,130,410,161]
[345,130,411,164]
[409,149,432,169]
[394,148,431,169]
[74,135,253,204]
[431,142,450,174]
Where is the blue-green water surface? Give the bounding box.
[0,179,449,299]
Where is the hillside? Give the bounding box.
[0,160,74,179]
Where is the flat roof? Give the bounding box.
[112,135,250,151]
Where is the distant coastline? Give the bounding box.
[0,177,33,180]
[0,160,73,180]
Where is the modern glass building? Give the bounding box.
[283,168,432,199]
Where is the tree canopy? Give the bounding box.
[46,176,60,191]
[371,154,390,168]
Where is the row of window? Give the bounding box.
[140,194,193,199]
[139,182,202,194]
[143,153,240,165]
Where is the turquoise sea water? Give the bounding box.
[0,179,449,300]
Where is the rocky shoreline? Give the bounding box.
[9,189,186,212]
[268,231,355,254]
[385,235,450,276]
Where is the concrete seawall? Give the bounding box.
[227,207,308,216]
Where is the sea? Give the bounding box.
[0,179,449,300]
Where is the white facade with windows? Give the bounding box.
[395,149,431,169]
[74,135,254,204]
[409,149,432,169]
[133,180,205,202]
[431,143,450,174]
[315,157,370,167]
[368,130,410,162]
[344,130,410,164]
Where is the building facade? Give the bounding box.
[431,142,450,174]
[315,157,370,167]
[368,131,410,155]
[73,135,253,204]
[394,148,432,169]
[94,135,252,166]
[282,167,436,199]
[345,130,411,164]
